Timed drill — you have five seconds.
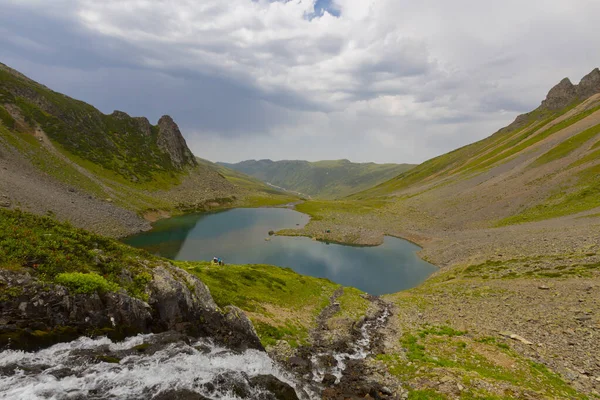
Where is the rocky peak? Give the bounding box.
[541,68,600,110]
[156,115,197,169]
[541,78,577,110]
[110,110,131,120]
[134,117,152,137]
[577,68,600,99]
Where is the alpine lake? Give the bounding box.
[124,208,436,295]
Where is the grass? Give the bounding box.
[498,162,600,225]
[458,255,599,280]
[350,109,549,199]
[569,146,600,169]
[0,104,16,129]
[377,327,585,399]
[466,104,600,173]
[55,272,120,294]
[0,125,109,199]
[333,287,370,321]
[532,122,600,167]
[220,159,415,199]
[176,261,339,347]
[0,208,158,299]
[0,66,190,183]
[240,195,299,208]
[293,199,388,221]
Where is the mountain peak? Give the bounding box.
[541,68,600,110]
[541,77,577,110]
[157,115,197,169]
[577,68,600,99]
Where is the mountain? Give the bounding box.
[218,159,415,199]
[348,68,600,229]
[281,69,600,399]
[0,63,296,236]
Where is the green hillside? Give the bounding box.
[218,158,414,199]
[0,63,296,236]
[341,69,600,228]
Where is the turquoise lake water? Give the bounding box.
[123,208,437,295]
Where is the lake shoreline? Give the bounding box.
[124,207,437,296]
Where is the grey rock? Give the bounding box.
[0,264,263,352]
[250,375,299,400]
[156,115,197,169]
[541,68,600,110]
[322,373,337,386]
[134,116,153,136]
[541,78,577,110]
[152,389,210,400]
[0,195,10,207]
[288,356,310,368]
[110,110,131,120]
[577,68,600,99]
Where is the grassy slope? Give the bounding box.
[0,64,296,220]
[347,96,600,226]
[0,209,158,300]
[0,208,363,350]
[177,261,342,347]
[196,157,298,207]
[377,249,599,399]
[0,66,181,183]
[219,159,415,199]
[1,209,587,398]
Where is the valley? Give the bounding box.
[1,63,600,400]
[219,159,415,199]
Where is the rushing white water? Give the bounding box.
[0,334,309,400]
[311,304,391,384]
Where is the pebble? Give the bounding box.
[538,285,550,290]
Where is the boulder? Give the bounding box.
[0,195,10,208]
[250,375,299,400]
[0,263,263,352]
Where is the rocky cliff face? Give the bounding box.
[577,67,600,99]
[0,263,262,352]
[157,115,197,169]
[541,77,577,110]
[0,63,198,181]
[541,68,600,110]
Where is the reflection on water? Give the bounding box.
[124,208,436,295]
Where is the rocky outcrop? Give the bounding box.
[541,68,600,110]
[0,264,262,352]
[577,67,600,99]
[541,78,577,110]
[110,110,131,120]
[134,116,153,136]
[157,115,197,169]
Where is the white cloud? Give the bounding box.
[2,0,599,163]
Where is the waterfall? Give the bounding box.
[0,334,314,400]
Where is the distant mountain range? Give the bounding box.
[218,159,415,199]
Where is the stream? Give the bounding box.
[0,334,312,400]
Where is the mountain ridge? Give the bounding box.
[0,63,296,236]
[219,158,415,199]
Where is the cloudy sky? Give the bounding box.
[1,0,598,164]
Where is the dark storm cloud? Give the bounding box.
[1,0,598,164]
